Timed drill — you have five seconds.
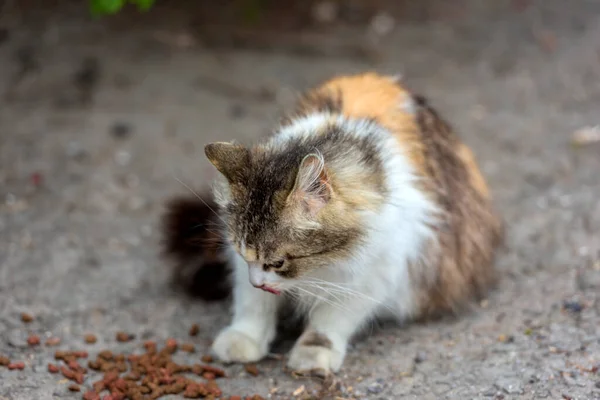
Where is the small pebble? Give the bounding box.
[563,300,584,313]
[114,150,131,166]
[292,385,305,396]
[498,334,515,343]
[110,122,133,139]
[367,382,384,394]
[414,351,427,363]
[229,104,247,119]
[66,141,87,160]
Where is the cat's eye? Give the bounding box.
[264,260,284,269]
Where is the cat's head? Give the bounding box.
[204,140,373,293]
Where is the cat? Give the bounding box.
[163,72,503,377]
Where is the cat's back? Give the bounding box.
[292,72,421,144]
[292,72,492,201]
[290,72,504,317]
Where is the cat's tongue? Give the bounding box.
[260,286,281,295]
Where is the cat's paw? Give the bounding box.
[287,343,344,377]
[211,328,267,363]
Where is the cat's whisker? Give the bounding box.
[300,279,395,313]
[293,286,352,314]
[300,282,347,305]
[172,175,228,227]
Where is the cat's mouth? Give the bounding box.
[256,285,281,295]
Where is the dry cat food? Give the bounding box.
[47,333,265,399]
[8,362,25,370]
[188,324,200,337]
[244,364,259,377]
[21,313,34,323]
[85,334,98,344]
[27,334,41,346]
[180,343,196,353]
[79,338,226,400]
[3,325,267,399]
[115,332,135,343]
[45,337,61,346]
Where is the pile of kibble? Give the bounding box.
[0,314,265,400]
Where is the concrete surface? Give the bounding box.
[1,1,600,399]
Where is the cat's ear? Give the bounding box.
[204,142,250,183]
[287,153,332,216]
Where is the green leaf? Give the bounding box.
[240,0,267,25]
[131,0,155,12]
[90,0,125,16]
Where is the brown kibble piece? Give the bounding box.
[165,338,178,351]
[61,366,76,380]
[244,364,259,376]
[143,340,157,353]
[68,384,80,392]
[189,324,200,337]
[8,362,25,370]
[203,372,215,380]
[88,360,101,370]
[98,350,114,360]
[180,343,195,353]
[74,350,89,358]
[202,364,226,377]
[200,355,213,363]
[21,313,33,323]
[83,391,100,400]
[230,396,242,400]
[27,334,41,346]
[0,356,9,366]
[116,331,134,342]
[47,363,59,373]
[45,337,61,346]
[85,334,98,344]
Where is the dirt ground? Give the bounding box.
[1,0,600,399]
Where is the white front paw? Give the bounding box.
[287,342,345,377]
[211,327,267,363]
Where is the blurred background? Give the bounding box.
[1,0,600,399]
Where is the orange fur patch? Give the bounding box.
[303,72,427,175]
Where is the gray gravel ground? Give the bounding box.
[1,1,600,399]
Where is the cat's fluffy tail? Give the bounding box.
[160,192,232,301]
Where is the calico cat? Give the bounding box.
[163,72,503,377]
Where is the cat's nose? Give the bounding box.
[248,265,265,287]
